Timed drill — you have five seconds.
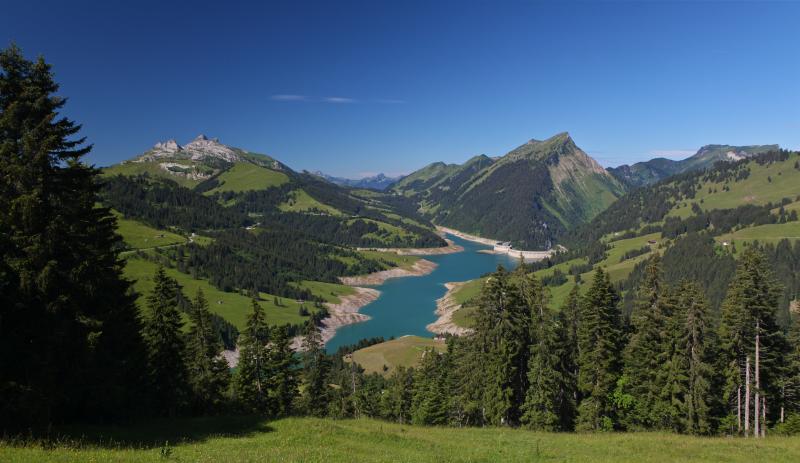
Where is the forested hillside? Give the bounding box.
[393,133,625,249]
[609,144,779,188]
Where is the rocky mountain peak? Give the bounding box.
[137,135,242,163]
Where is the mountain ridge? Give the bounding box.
[609,143,780,187]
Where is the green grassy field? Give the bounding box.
[205,163,289,194]
[716,221,800,246]
[668,153,800,219]
[358,250,420,271]
[123,257,338,328]
[350,335,446,375]
[3,416,799,463]
[102,161,203,188]
[113,212,186,250]
[278,188,342,215]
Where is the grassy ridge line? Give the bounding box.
[350,335,446,375]
[3,416,799,462]
[205,162,289,194]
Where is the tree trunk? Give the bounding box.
[737,385,742,434]
[755,327,760,438]
[745,356,751,437]
[762,397,766,438]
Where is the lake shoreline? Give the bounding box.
[357,238,463,256]
[338,258,438,286]
[427,281,474,336]
[291,286,381,351]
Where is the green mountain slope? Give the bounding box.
[543,149,800,317]
[98,136,450,344]
[393,133,625,249]
[609,144,779,188]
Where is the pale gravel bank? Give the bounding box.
[427,281,474,337]
[357,238,463,256]
[291,286,380,351]
[435,226,498,246]
[338,259,438,286]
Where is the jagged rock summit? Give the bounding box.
[137,135,242,163]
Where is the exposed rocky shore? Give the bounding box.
[338,259,438,286]
[427,281,474,337]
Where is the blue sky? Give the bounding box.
[3,1,799,177]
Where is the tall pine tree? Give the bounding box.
[0,44,147,430]
[235,299,272,413]
[576,268,622,431]
[474,266,529,426]
[142,267,189,416]
[299,320,330,416]
[719,248,786,432]
[621,255,670,429]
[661,281,715,434]
[267,325,298,417]
[185,288,230,414]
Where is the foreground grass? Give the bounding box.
[3,416,799,463]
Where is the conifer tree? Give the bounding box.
[576,268,622,431]
[381,366,414,423]
[719,248,786,432]
[554,286,581,430]
[299,320,330,416]
[411,349,449,425]
[185,288,230,413]
[621,255,670,429]
[521,275,566,430]
[474,266,528,426]
[0,44,147,429]
[267,325,298,417]
[664,282,715,434]
[142,267,189,416]
[783,314,800,420]
[235,299,271,413]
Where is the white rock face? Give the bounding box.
[183,134,241,163]
[726,150,745,161]
[135,135,241,163]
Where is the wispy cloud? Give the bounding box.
[322,96,356,104]
[270,94,310,102]
[648,149,697,160]
[271,94,405,105]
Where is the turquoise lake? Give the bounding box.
[325,234,519,352]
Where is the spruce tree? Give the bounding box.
[411,349,449,425]
[0,44,147,430]
[142,267,189,416]
[381,366,414,423]
[576,268,622,431]
[520,275,565,430]
[267,325,298,417]
[719,248,786,432]
[185,288,230,414]
[783,314,800,420]
[299,320,330,416]
[621,255,670,429]
[664,282,715,434]
[474,266,528,426]
[235,299,271,413]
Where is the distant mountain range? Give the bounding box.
[392,133,626,249]
[311,171,400,190]
[103,135,446,249]
[608,144,780,188]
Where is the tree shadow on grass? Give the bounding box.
[12,415,274,450]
